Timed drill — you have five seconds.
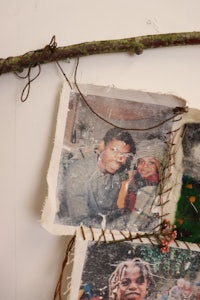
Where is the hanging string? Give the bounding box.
[14,64,41,102]
[56,60,73,90]
[73,57,188,131]
[14,35,58,102]
[44,36,70,89]
[47,35,57,51]
[53,235,76,300]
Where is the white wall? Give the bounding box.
[1,1,200,299]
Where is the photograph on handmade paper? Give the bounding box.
[174,121,200,244]
[69,239,200,300]
[41,83,186,235]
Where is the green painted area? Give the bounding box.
[175,175,200,243]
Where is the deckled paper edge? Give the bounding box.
[165,107,200,224]
[41,82,76,235]
[68,230,200,300]
[41,81,187,237]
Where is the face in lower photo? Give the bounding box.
[109,258,154,300]
[77,242,200,300]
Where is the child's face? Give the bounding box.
[117,265,148,300]
[137,157,159,178]
[177,278,185,288]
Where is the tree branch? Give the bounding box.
[1,31,200,75]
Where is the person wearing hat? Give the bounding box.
[116,138,165,231]
[117,139,164,210]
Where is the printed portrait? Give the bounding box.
[42,84,186,235]
[70,240,200,300]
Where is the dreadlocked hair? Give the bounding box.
[108,257,155,300]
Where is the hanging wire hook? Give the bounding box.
[14,35,57,102]
[15,64,41,102]
[73,57,187,131]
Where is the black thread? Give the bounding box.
[110,230,116,241]
[101,229,106,242]
[181,124,187,138]
[159,173,172,182]
[163,162,176,169]
[173,239,180,247]
[74,57,187,131]
[166,127,181,134]
[15,64,41,102]
[159,213,170,218]
[151,222,162,232]
[80,225,86,240]
[119,231,128,239]
[56,60,73,90]
[53,235,76,300]
[89,225,95,241]
[158,186,174,196]
[147,236,154,245]
[97,229,106,243]
[14,35,57,102]
[48,35,57,51]
[128,231,133,241]
[158,200,170,207]
[183,241,191,250]
[136,233,143,242]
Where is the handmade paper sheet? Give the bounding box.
[41,83,186,236]
[69,235,200,300]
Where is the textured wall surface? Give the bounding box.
[1,1,200,299]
